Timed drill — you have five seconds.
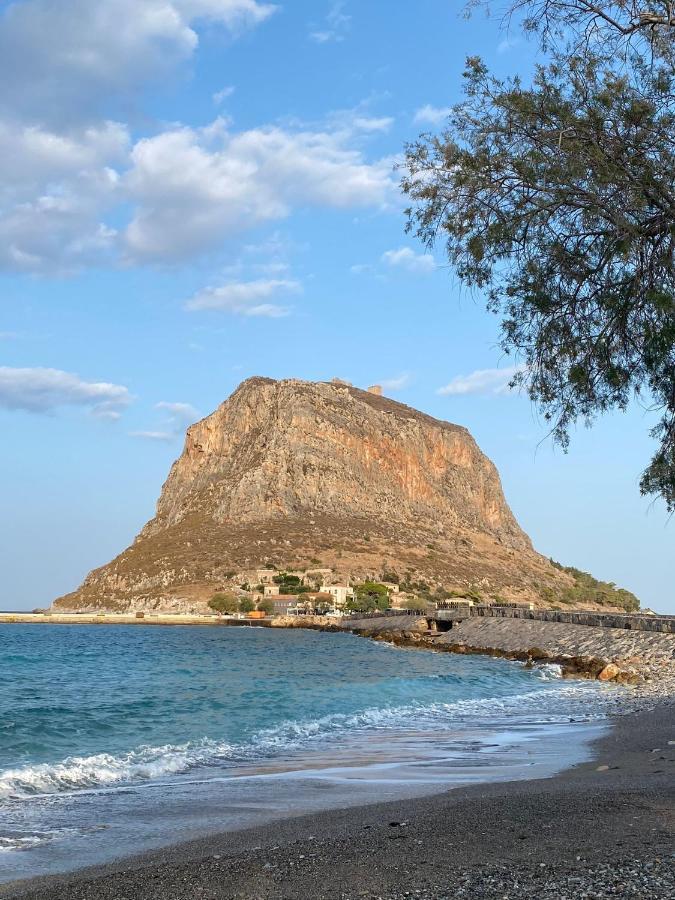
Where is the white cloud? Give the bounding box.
[0,0,276,125]
[156,401,200,419]
[0,170,121,275]
[379,373,411,391]
[309,1,351,43]
[498,35,521,54]
[0,2,277,271]
[93,408,124,422]
[0,119,127,273]
[186,278,300,316]
[413,104,452,126]
[323,105,395,137]
[0,367,131,415]
[437,366,523,397]
[132,399,200,441]
[213,85,235,104]
[350,116,393,133]
[0,6,393,273]
[0,113,393,272]
[381,246,436,274]
[130,430,176,442]
[0,120,129,197]
[124,119,393,262]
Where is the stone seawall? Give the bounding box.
[365,607,675,634]
[469,607,675,634]
[342,614,675,690]
[442,618,674,682]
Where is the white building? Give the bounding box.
[263,584,280,597]
[320,584,354,607]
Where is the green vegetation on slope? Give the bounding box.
[545,562,640,613]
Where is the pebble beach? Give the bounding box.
[2,699,673,900]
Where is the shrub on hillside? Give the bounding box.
[547,561,639,612]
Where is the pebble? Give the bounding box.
[379,858,675,899]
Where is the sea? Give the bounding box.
[0,623,615,883]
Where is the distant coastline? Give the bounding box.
[0,611,229,626]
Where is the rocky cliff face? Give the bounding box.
[54,377,574,611]
[145,377,529,548]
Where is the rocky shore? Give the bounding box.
[334,614,675,700]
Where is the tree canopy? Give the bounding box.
[467,1,675,60]
[257,597,275,615]
[402,1,675,510]
[208,592,239,615]
[403,597,430,612]
[346,582,390,613]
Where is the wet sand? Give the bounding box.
[2,703,673,900]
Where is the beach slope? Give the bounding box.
[3,705,673,900]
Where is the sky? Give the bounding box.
[0,0,672,614]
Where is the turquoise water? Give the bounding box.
[0,624,610,881]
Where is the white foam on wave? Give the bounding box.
[0,835,45,853]
[0,743,229,802]
[0,681,612,802]
[534,663,564,680]
[0,828,79,853]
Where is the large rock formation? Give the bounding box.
[54,377,577,611]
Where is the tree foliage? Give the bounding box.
[313,592,334,613]
[402,2,675,510]
[403,597,430,611]
[547,560,640,610]
[466,0,675,47]
[273,573,301,588]
[208,592,239,615]
[346,582,390,613]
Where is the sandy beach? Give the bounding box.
[2,701,672,900]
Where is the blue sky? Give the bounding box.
[0,0,672,614]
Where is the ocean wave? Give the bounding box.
[0,828,80,853]
[0,835,47,853]
[0,680,612,802]
[0,743,225,801]
[534,663,564,680]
